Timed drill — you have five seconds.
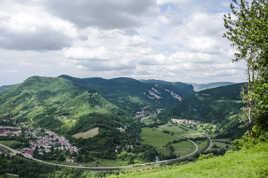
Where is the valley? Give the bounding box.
[0,75,243,169]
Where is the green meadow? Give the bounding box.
[108,143,268,178]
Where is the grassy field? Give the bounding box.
[140,128,178,148]
[140,124,205,157]
[158,123,204,139]
[172,141,195,156]
[72,127,99,139]
[108,143,268,178]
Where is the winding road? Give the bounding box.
[0,139,199,171]
[204,135,213,152]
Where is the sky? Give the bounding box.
[0,0,247,86]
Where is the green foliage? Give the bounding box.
[0,155,59,178]
[224,0,268,135]
[198,153,214,160]
[232,130,268,151]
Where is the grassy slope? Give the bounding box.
[109,143,268,178]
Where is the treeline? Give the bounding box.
[0,155,59,178]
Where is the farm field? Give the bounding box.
[140,124,206,158]
[172,141,195,156]
[72,127,99,139]
[158,123,204,139]
[140,128,178,148]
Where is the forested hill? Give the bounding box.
[58,75,194,113]
[170,83,248,138]
[0,85,16,93]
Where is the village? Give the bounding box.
[0,126,79,163]
[0,126,21,137]
[171,118,199,128]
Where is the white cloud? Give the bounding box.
[42,0,157,29]
[0,0,246,84]
[0,0,77,50]
[157,0,187,5]
[158,16,170,24]
[63,47,108,60]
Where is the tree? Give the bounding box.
[224,0,268,136]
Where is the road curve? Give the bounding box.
[203,135,213,152]
[0,139,199,171]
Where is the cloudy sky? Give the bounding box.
[0,0,247,86]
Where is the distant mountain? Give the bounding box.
[0,84,16,93]
[192,82,236,91]
[59,75,194,114]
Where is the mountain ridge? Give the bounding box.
[0,75,248,165]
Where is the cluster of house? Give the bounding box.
[21,128,78,158]
[171,118,199,128]
[0,126,21,137]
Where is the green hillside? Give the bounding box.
[0,76,121,131]
[108,142,268,178]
